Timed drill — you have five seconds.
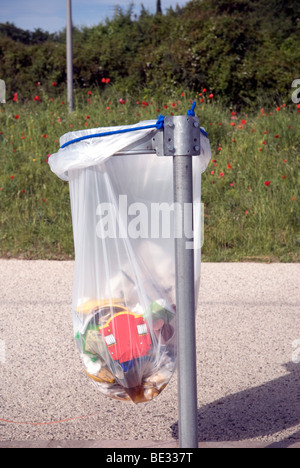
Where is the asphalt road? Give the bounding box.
[0,260,299,447]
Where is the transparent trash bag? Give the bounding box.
[49,120,211,403]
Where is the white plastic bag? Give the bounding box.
[49,120,211,403]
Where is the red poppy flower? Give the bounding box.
[10,175,14,180]
[208,93,214,99]
[13,93,18,102]
[33,96,41,101]
[52,82,57,86]
[202,88,207,93]
[227,163,232,170]
[241,119,247,125]
[219,172,224,177]
[264,181,271,186]
[274,135,279,138]
[14,115,20,119]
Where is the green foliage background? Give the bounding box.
[1,0,300,108]
[0,0,299,262]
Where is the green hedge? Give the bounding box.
[0,0,300,108]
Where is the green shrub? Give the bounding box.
[1,0,299,108]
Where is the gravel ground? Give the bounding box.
[0,260,299,445]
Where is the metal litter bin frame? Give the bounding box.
[115,114,200,448]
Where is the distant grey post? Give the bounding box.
[0,80,5,103]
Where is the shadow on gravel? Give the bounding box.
[171,362,300,447]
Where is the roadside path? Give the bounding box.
[0,261,299,447]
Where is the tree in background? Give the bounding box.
[1,0,299,107]
[156,0,162,14]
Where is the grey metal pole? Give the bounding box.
[173,154,198,448]
[66,0,74,112]
[161,114,200,448]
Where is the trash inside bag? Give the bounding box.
[49,120,211,403]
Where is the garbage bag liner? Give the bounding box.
[49,120,211,403]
